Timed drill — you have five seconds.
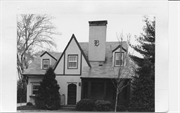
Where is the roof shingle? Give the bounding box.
[23,41,134,79]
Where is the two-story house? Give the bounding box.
[23,20,133,106]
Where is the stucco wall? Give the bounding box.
[89,26,107,61]
[54,37,89,75]
[65,38,81,74]
[54,55,64,74]
[27,77,43,103]
[56,76,81,105]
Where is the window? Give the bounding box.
[32,84,40,95]
[42,59,50,69]
[68,55,78,69]
[115,52,124,66]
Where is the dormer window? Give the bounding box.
[115,52,124,66]
[42,59,50,69]
[68,54,78,69]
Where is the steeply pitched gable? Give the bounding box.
[40,51,57,61]
[53,34,91,72]
[112,42,128,52]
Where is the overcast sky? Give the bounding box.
[49,14,154,56]
[13,1,154,55]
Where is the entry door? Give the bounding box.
[67,84,77,105]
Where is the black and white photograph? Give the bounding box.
[1,1,175,112]
[17,13,155,113]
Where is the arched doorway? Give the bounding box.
[67,83,77,105]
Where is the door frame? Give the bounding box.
[67,82,77,105]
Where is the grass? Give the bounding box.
[17,105,77,111]
[17,105,39,110]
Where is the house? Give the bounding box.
[23,20,133,106]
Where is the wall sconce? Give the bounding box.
[79,82,81,86]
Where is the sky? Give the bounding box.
[49,14,154,56]
[13,1,154,56]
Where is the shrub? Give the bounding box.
[76,99,95,111]
[128,99,154,112]
[94,100,113,111]
[116,105,127,111]
[26,102,33,106]
[35,67,61,110]
[17,79,26,103]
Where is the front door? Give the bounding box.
[67,84,77,105]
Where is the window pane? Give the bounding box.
[115,52,123,66]
[32,85,40,95]
[68,55,78,68]
[69,56,77,61]
[69,62,77,68]
[116,53,120,60]
[43,59,50,69]
[116,60,120,65]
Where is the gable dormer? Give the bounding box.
[112,42,128,67]
[40,51,57,70]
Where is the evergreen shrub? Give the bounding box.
[76,99,95,111]
[35,67,61,110]
[94,100,113,111]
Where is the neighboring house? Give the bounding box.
[23,20,133,106]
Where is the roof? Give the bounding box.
[23,52,62,75]
[40,51,58,61]
[23,41,134,79]
[79,41,133,79]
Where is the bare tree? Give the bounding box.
[110,33,136,112]
[17,14,60,80]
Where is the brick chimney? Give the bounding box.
[88,20,107,61]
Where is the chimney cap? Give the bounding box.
[89,20,107,26]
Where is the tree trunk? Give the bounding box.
[115,87,119,112]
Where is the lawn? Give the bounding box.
[17,105,77,112]
[17,105,39,110]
